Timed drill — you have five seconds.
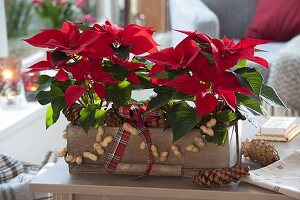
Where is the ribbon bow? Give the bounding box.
[104,104,161,178]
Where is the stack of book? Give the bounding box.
[256,117,300,142]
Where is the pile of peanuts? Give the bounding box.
[57,126,114,165]
[123,122,138,135]
[171,145,183,158]
[151,144,169,161]
[93,126,113,156]
[140,142,170,161]
[185,136,206,153]
[200,118,217,136]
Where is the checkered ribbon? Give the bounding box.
[104,104,161,178]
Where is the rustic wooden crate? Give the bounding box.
[66,121,241,177]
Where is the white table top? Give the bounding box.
[29,117,300,200]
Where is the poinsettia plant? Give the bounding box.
[25,20,286,146]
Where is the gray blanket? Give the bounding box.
[267,35,300,116]
[0,154,52,200]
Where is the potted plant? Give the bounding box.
[25,20,285,178]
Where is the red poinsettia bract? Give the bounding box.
[145,39,200,75]
[93,19,159,55]
[167,66,253,115]
[65,59,118,106]
[25,21,101,55]
[112,56,144,84]
[178,30,270,71]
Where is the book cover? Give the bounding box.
[260,117,296,135]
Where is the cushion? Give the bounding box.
[245,0,300,41]
[170,0,219,46]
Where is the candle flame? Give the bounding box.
[29,85,38,92]
[2,69,14,80]
[25,84,38,92]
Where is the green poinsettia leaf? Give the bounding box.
[35,75,55,92]
[106,80,132,106]
[35,74,53,85]
[260,83,286,108]
[46,105,54,129]
[172,91,194,101]
[147,86,194,112]
[113,45,131,61]
[52,79,73,92]
[131,75,156,90]
[36,85,64,105]
[236,59,247,68]
[78,105,98,133]
[95,109,106,128]
[76,22,93,30]
[236,93,267,116]
[51,98,67,124]
[237,104,258,128]
[234,68,263,95]
[205,124,228,146]
[216,109,237,123]
[147,86,174,111]
[165,69,184,81]
[166,102,202,142]
[104,64,129,81]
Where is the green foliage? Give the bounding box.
[112,45,131,61]
[166,102,202,142]
[104,64,129,81]
[105,80,132,106]
[216,109,237,123]
[236,93,267,116]
[5,0,32,38]
[35,85,64,105]
[95,109,106,129]
[78,106,106,133]
[36,85,67,128]
[45,105,54,129]
[237,104,258,128]
[236,59,247,68]
[205,124,228,146]
[260,83,286,108]
[34,1,78,28]
[147,86,174,111]
[235,67,263,95]
[147,86,194,112]
[35,75,55,92]
[79,105,98,133]
[45,99,66,129]
[76,23,93,31]
[234,67,285,127]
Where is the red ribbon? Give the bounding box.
[104,104,161,178]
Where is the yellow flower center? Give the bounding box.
[199,80,213,93]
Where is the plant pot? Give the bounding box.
[66,121,242,177]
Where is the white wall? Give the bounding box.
[0,106,68,165]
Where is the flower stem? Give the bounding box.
[99,99,103,109]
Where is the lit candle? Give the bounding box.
[2,68,14,80]
[0,0,9,58]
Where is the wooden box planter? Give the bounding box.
[66,121,242,177]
